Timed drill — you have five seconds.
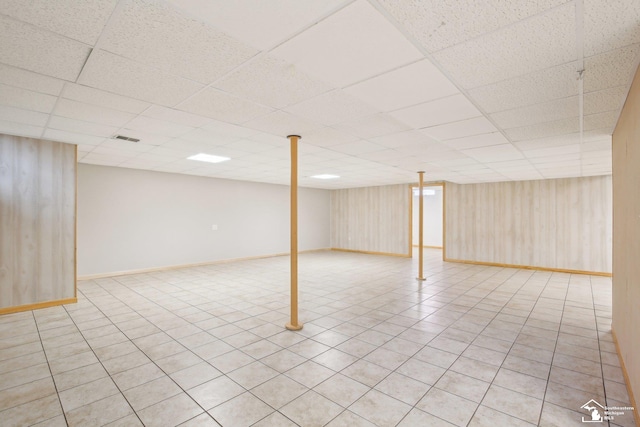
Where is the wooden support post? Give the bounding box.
[286,135,303,331]
[417,171,426,281]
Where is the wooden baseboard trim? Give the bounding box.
[442,257,612,277]
[612,329,639,426]
[330,248,411,258]
[412,245,443,249]
[0,298,78,315]
[78,249,331,280]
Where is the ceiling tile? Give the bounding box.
[47,116,119,137]
[63,84,151,114]
[179,128,241,146]
[523,144,580,159]
[491,96,578,129]
[108,130,171,147]
[328,139,385,155]
[302,127,360,148]
[242,111,323,136]
[168,0,348,50]
[462,143,524,162]
[584,86,629,115]
[0,63,65,96]
[271,0,422,87]
[514,129,611,150]
[201,120,261,139]
[433,3,576,89]
[285,90,378,126]
[178,88,273,124]
[123,116,194,137]
[584,44,640,93]
[445,132,509,150]
[78,50,204,106]
[584,0,640,56]
[43,129,105,146]
[0,15,91,81]
[101,0,258,84]
[370,130,437,149]
[0,83,57,113]
[584,111,619,131]
[0,120,43,138]
[141,105,211,128]
[377,0,567,52]
[335,114,411,139]
[390,94,481,129]
[0,0,118,45]
[421,116,497,141]
[467,62,578,113]
[214,55,332,109]
[0,105,49,126]
[505,117,578,142]
[344,59,459,111]
[54,99,136,127]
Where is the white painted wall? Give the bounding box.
[77,164,330,276]
[411,186,443,247]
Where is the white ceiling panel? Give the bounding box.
[421,116,497,141]
[0,105,49,127]
[285,90,378,126]
[467,62,578,113]
[377,0,567,53]
[97,139,157,154]
[43,129,105,146]
[584,44,640,93]
[0,83,57,113]
[214,55,332,109]
[583,86,629,115]
[78,50,204,106]
[201,120,261,139]
[141,106,211,128]
[491,96,579,129]
[523,144,580,159]
[462,144,524,162]
[390,94,481,129]
[581,138,611,152]
[47,116,119,137]
[344,59,459,111]
[242,111,323,137]
[124,116,194,138]
[0,120,43,138]
[0,15,91,81]
[433,3,576,89]
[0,0,118,45]
[54,99,136,127]
[336,114,411,139]
[107,130,171,147]
[302,127,360,148]
[514,129,611,151]
[178,88,273,124]
[584,111,619,131]
[179,129,241,146]
[584,0,640,56]
[101,0,258,84]
[63,84,151,115]
[328,139,385,156]
[445,132,510,151]
[506,117,578,142]
[370,130,437,149]
[0,63,65,96]
[168,0,348,50]
[271,0,422,87]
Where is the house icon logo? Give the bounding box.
[581,400,604,422]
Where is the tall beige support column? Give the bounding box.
[417,171,426,281]
[286,135,303,331]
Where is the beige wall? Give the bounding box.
[612,64,640,416]
[0,134,76,311]
[77,164,330,277]
[445,176,612,273]
[331,184,410,256]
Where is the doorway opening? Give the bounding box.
[411,184,444,258]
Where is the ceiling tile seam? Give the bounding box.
[426,1,576,55]
[39,81,72,140]
[575,0,585,176]
[366,0,539,176]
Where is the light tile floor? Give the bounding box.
[0,249,636,426]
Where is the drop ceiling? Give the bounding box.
[0,0,638,189]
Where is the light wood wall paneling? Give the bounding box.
[331,184,410,256]
[0,134,76,311]
[445,176,612,273]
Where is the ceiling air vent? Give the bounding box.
[113,135,140,142]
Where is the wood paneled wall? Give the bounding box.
[445,176,612,274]
[0,134,76,313]
[331,184,410,256]
[612,64,640,423]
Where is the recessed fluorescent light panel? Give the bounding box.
[311,174,340,179]
[187,153,230,163]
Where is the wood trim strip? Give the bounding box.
[0,298,77,315]
[331,248,412,258]
[612,329,640,426]
[443,257,612,276]
[78,249,331,280]
[74,144,78,299]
